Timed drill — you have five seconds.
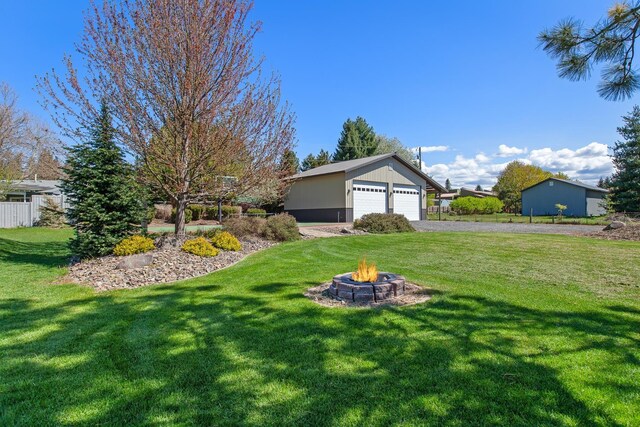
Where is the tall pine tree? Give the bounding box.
[334,117,377,161]
[62,103,146,258]
[610,106,640,212]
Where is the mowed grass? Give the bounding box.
[1,228,639,426]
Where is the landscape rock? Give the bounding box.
[116,253,154,270]
[604,221,626,231]
[66,237,274,291]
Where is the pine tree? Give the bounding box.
[445,179,452,192]
[279,149,300,176]
[334,117,377,161]
[300,149,332,171]
[610,106,640,212]
[61,103,146,258]
[475,185,483,191]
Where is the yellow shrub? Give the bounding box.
[210,231,242,251]
[181,237,219,257]
[113,235,156,256]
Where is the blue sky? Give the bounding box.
[0,1,634,187]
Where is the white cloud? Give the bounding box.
[414,145,449,153]
[497,144,527,157]
[423,142,613,189]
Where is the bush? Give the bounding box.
[210,231,242,251]
[155,204,172,221]
[204,205,242,220]
[353,213,415,233]
[170,208,193,224]
[113,235,155,256]
[189,204,205,221]
[450,196,504,215]
[145,207,156,224]
[37,197,65,228]
[181,237,219,257]
[223,216,267,238]
[264,213,300,241]
[246,208,267,217]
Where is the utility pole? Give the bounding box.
[418,147,422,170]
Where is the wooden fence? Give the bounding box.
[0,195,69,228]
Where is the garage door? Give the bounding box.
[393,185,420,221]
[353,182,387,220]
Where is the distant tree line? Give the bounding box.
[296,116,418,172]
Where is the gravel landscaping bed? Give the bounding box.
[590,223,640,241]
[66,237,274,291]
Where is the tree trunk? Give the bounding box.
[175,195,188,237]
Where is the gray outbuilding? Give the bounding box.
[284,153,445,222]
[521,178,609,217]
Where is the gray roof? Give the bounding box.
[289,153,446,192]
[4,180,62,193]
[521,177,609,193]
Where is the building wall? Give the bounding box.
[522,180,587,216]
[345,158,428,221]
[586,190,608,216]
[283,172,346,222]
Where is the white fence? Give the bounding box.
[0,195,68,228]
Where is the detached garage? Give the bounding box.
[521,177,609,217]
[284,153,445,222]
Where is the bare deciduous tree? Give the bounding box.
[0,83,62,197]
[38,0,296,235]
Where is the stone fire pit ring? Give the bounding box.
[328,272,406,303]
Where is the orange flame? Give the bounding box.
[352,258,378,282]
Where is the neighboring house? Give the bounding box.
[2,179,62,202]
[459,187,497,198]
[1,180,66,228]
[521,178,609,217]
[284,153,445,222]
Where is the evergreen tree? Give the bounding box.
[539,2,640,101]
[610,106,640,212]
[279,149,300,176]
[445,179,452,192]
[334,117,377,161]
[61,103,146,258]
[300,149,332,171]
[475,184,483,191]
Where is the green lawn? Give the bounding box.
[427,212,609,225]
[1,228,639,426]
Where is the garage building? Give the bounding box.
[521,177,609,217]
[284,153,445,222]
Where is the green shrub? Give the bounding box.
[210,231,242,251]
[181,237,218,257]
[170,208,193,224]
[189,204,205,221]
[204,205,242,220]
[223,216,267,238]
[353,213,415,233]
[145,207,156,224]
[450,196,504,215]
[264,213,300,241]
[113,235,155,256]
[246,208,267,217]
[37,197,66,228]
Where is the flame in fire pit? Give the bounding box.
[352,258,378,283]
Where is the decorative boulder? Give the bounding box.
[116,253,154,270]
[604,221,626,231]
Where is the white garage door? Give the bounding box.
[393,185,420,221]
[353,182,387,220]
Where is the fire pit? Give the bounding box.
[328,259,406,303]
